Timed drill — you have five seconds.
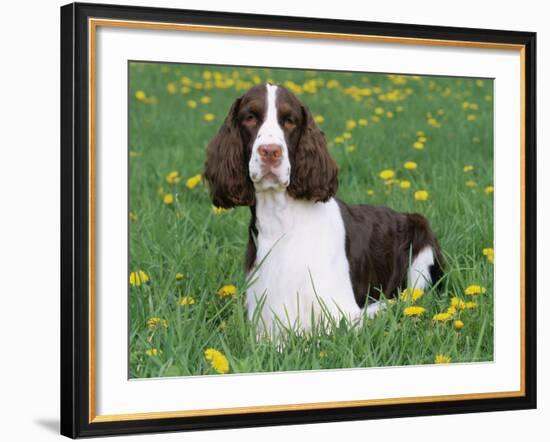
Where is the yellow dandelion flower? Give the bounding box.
[180,86,191,94]
[319,351,328,358]
[467,114,477,122]
[186,174,202,189]
[202,71,212,80]
[463,165,474,172]
[367,189,375,196]
[176,272,185,281]
[135,90,147,101]
[129,270,149,287]
[485,186,494,194]
[180,296,195,306]
[485,95,493,101]
[165,171,181,184]
[203,113,215,122]
[302,80,318,94]
[403,161,417,170]
[487,254,494,264]
[358,118,368,126]
[414,190,429,201]
[145,348,162,357]
[379,169,395,180]
[434,354,451,364]
[416,130,425,137]
[147,317,168,330]
[129,211,138,222]
[464,285,487,296]
[433,312,452,322]
[359,87,371,96]
[447,306,457,316]
[187,100,197,109]
[454,320,464,331]
[403,306,426,317]
[483,248,494,257]
[345,145,356,153]
[372,115,381,123]
[163,193,174,205]
[345,119,357,130]
[400,287,424,303]
[450,297,466,310]
[413,141,425,150]
[418,136,428,143]
[396,106,404,113]
[463,301,477,310]
[217,284,237,298]
[465,180,477,188]
[204,348,229,374]
[427,118,439,128]
[342,132,352,139]
[334,136,344,144]
[399,180,411,189]
[212,205,229,215]
[374,107,384,115]
[314,115,325,124]
[200,96,212,104]
[166,82,178,94]
[386,111,394,118]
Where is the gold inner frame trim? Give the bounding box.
[88,18,527,424]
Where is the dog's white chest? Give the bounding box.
[246,195,360,335]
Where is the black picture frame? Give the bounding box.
[61,2,537,438]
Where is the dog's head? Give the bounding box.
[204,84,338,208]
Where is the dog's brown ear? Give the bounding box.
[204,97,255,208]
[287,105,338,202]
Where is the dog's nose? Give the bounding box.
[258,144,282,165]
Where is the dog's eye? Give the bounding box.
[243,114,257,127]
[283,117,296,130]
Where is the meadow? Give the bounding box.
[128,62,494,378]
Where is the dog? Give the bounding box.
[205,83,443,337]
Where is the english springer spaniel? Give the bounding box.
[205,83,443,337]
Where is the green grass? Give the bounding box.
[128,62,494,378]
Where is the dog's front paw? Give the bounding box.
[366,300,386,319]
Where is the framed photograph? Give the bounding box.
[60,2,537,438]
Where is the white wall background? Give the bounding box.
[0,0,546,440]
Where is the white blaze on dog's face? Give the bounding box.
[248,84,291,191]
